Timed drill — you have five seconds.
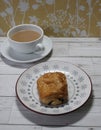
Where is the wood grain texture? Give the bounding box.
[0,38,101,129]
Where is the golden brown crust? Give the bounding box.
[37,72,68,106]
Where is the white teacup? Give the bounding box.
[7,24,44,54]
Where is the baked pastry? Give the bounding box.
[37,72,68,106]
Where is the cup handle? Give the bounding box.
[34,43,44,54]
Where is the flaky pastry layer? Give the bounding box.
[37,72,68,106]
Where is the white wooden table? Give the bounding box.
[0,37,101,130]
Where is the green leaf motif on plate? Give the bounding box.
[72,70,78,76]
[25,73,32,79]
[22,96,29,102]
[53,64,59,69]
[20,80,27,86]
[20,88,26,94]
[78,76,84,82]
[43,64,49,70]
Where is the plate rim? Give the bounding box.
[15,60,92,115]
[1,35,53,63]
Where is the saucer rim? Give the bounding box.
[1,35,53,63]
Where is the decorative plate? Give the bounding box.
[16,61,92,115]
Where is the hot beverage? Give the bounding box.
[7,24,44,53]
[11,30,41,42]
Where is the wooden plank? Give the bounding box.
[0,57,93,74]
[52,43,101,57]
[0,97,101,126]
[51,38,101,57]
[52,43,69,56]
[51,37,101,43]
[68,42,101,57]
[0,125,42,130]
[0,37,101,129]
[0,75,19,96]
[1,38,101,60]
[0,97,14,123]
[0,64,25,75]
[0,125,100,130]
[91,58,101,76]
[9,106,101,126]
[1,37,100,43]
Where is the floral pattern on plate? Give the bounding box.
[16,61,92,115]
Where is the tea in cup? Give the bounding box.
[7,24,44,54]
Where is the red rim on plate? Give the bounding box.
[15,61,92,115]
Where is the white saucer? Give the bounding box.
[0,36,53,63]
